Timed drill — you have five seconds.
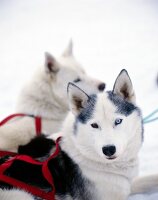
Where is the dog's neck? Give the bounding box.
[16,72,68,120]
[61,137,138,200]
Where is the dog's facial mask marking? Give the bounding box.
[66,70,143,163]
[68,83,89,115]
[67,83,96,123]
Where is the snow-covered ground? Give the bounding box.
[0,0,158,199]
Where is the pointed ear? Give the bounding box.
[67,83,90,115]
[62,39,73,57]
[113,69,136,103]
[45,52,59,73]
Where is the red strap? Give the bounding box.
[0,114,26,126]
[0,114,42,165]
[0,174,54,200]
[42,137,61,197]
[0,114,27,157]
[0,155,54,200]
[0,138,61,200]
[0,113,42,136]
[35,116,42,135]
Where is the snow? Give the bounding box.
[129,193,158,200]
[0,0,158,199]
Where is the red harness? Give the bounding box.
[0,137,61,200]
[0,113,42,157]
[0,114,59,199]
[0,113,42,135]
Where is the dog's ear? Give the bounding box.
[45,52,59,73]
[67,82,89,115]
[113,69,136,103]
[62,39,73,57]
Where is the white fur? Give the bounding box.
[0,189,34,200]
[61,96,141,200]
[59,71,143,200]
[131,174,158,194]
[0,41,104,152]
[0,70,143,200]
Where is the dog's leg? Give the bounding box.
[131,174,158,194]
[0,117,35,152]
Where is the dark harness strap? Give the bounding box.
[0,137,61,200]
[0,113,42,135]
[0,113,60,199]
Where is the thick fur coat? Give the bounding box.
[0,41,105,152]
[0,70,143,200]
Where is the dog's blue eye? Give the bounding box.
[74,78,81,83]
[91,123,99,129]
[115,118,123,126]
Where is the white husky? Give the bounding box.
[0,69,143,200]
[0,41,105,152]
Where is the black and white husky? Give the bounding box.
[0,41,105,152]
[0,70,143,200]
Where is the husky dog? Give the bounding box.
[0,41,105,152]
[0,70,143,200]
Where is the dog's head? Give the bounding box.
[67,70,143,163]
[44,40,105,107]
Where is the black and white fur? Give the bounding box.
[0,70,143,200]
[0,41,105,152]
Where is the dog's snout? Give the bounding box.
[102,145,116,157]
[98,83,106,91]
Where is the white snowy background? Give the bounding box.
[0,0,158,199]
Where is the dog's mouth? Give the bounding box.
[106,156,117,160]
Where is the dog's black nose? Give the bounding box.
[98,83,106,91]
[102,145,116,157]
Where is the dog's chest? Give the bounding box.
[80,167,131,200]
